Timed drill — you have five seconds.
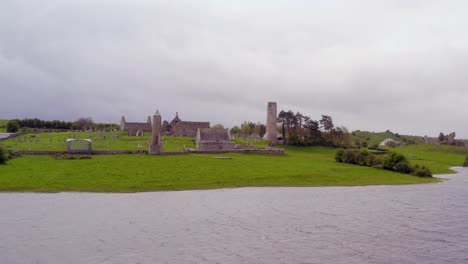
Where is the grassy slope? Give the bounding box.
[352,131,423,145]
[0,147,437,192]
[0,120,7,133]
[395,144,468,174]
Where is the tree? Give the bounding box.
[6,120,20,133]
[319,115,334,131]
[304,119,321,139]
[211,124,224,129]
[230,126,241,134]
[277,110,287,142]
[73,117,94,130]
[438,132,445,142]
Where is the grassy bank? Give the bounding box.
[395,144,468,174]
[0,147,438,192]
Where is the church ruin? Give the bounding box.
[196,128,235,150]
[121,112,209,137]
[164,112,210,137]
[120,116,151,136]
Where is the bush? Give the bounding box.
[342,149,358,164]
[392,161,413,174]
[355,149,372,166]
[335,149,345,162]
[463,156,468,167]
[383,152,407,170]
[0,146,8,164]
[412,165,432,177]
[6,120,20,133]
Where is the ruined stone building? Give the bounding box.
[163,112,210,137]
[196,128,235,150]
[120,116,152,136]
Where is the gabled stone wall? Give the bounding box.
[172,121,210,137]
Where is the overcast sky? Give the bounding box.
[1,0,467,137]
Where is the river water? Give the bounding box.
[1,168,468,264]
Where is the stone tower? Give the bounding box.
[120,116,126,131]
[149,110,162,154]
[265,102,277,141]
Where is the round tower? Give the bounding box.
[265,102,278,141]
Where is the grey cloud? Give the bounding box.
[1,0,468,137]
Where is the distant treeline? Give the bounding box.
[6,118,119,133]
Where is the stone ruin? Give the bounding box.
[120,116,151,136]
[120,112,210,137]
[164,112,210,137]
[263,102,282,141]
[196,128,235,150]
[148,111,162,154]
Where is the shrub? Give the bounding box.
[392,161,413,174]
[0,146,8,164]
[412,165,432,177]
[369,155,384,167]
[355,149,371,166]
[463,156,468,167]
[6,120,20,133]
[335,149,345,162]
[383,152,407,170]
[342,149,358,164]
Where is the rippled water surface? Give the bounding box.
[1,168,468,264]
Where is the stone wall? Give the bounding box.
[198,142,236,151]
[172,121,210,137]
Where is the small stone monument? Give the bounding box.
[148,110,162,154]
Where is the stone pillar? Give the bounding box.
[120,116,126,131]
[265,102,277,141]
[149,110,162,154]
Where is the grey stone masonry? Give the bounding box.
[265,102,278,141]
[148,111,163,154]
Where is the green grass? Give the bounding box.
[0,147,438,192]
[394,144,468,174]
[0,131,195,151]
[352,131,423,146]
[0,120,8,133]
[232,137,270,149]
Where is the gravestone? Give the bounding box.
[66,139,92,153]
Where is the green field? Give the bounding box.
[352,130,423,146]
[0,120,7,133]
[395,144,468,174]
[1,129,467,192]
[0,131,199,152]
[0,146,440,192]
[0,131,270,152]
